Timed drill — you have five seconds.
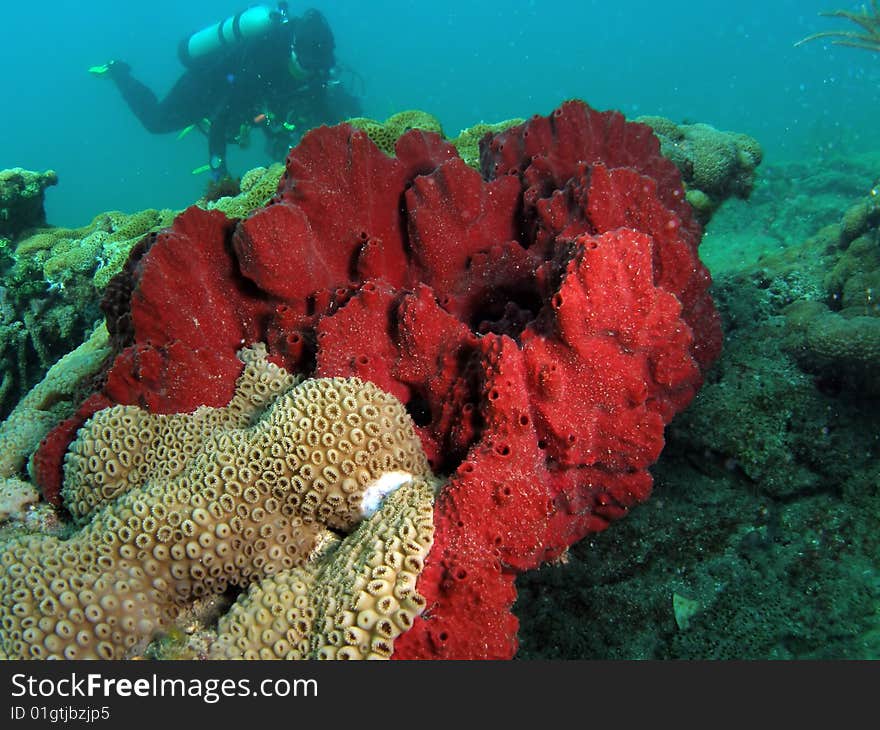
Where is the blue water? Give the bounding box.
[2,0,878,227]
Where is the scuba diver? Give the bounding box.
[90,3,362,181]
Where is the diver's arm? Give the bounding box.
[260,115,298,161]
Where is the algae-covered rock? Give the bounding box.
[637,116,762,224]
[784,300,880,394]
[770,190,880,394]
[0,168,58,239]
[840,196,880,247]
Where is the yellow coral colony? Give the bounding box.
[0,344,436,659]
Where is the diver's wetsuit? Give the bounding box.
[108,13,359,177]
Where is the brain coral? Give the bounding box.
[0,345,433,659]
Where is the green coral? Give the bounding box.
[92,209,176,290]
[450,119,524,168]
[348,110,444,154]
[42,232,105,286]
[13,221,93,258]
[0,208,172,421]
[14,208,174,292]
[200,163,285,220]
[347,111,523,170]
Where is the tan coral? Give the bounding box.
[209,476,435,660]
[62,344,300,523]
[0,477,39,523]
[0,344,433,659]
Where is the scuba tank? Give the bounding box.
[178,3,289,67]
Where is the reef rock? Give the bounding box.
[0,168,58,239]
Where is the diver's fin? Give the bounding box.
[191,164,212,175]
[177,125,196,140]
[88,60,130,77]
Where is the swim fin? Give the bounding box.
[88,60,129,77]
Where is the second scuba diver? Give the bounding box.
[91,3,362,181]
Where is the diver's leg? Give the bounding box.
[110,67,208,133]
[207,106,232,178]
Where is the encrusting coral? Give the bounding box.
[14,208,176,293]
[0,210,172,424]
[0,344,435,659]
[347,110,524,169]
[450,118,524,168]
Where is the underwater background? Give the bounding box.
[0,0,878,659]
[1,0,878,226]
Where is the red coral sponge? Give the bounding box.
[32,100,722,658]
